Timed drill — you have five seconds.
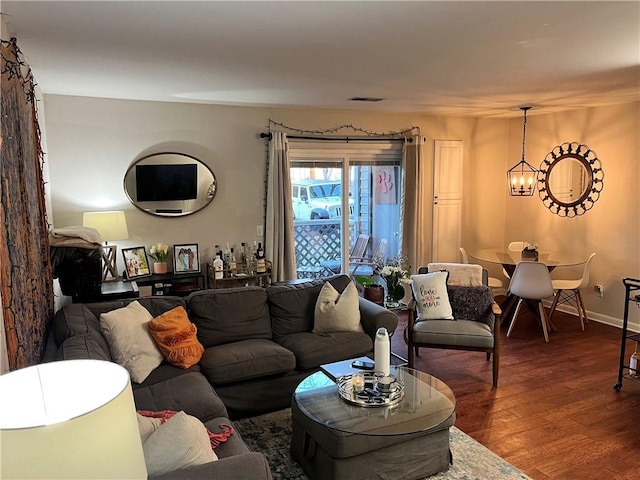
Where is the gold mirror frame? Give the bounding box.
[537,142,604,217]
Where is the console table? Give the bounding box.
[135,268,205,296]
[72,280,139,303]
[206,263,271,289]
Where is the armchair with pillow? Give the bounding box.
[406,263,502,387]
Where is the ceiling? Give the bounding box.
[2,1,639,118]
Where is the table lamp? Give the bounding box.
[83,210,129,282]
[0,359,147,479]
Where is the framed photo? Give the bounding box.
[121,246,152,280]
[173,243,200,273]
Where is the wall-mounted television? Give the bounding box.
[136,164,198,202]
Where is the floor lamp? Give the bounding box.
[0,360,147,479]
[83,210,129,282]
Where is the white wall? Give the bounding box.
[503,103,640,328]
[42,94,640,329]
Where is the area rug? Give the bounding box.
[234,409,532,480]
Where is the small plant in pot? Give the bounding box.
[149,243,170,274]
[354,276,385,306]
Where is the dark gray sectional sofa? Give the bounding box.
[45,274,398,479]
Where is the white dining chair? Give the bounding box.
[507,261,555,342]
[502,241,527,281]
[459,247,504,291]
[548,252,596,331]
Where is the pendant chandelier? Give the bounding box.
[507,106,538,196]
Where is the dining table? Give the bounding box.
[468,247,590,328]
[468,248,588,277]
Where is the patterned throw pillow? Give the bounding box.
[410,271,454,320]
[148,306,205,369]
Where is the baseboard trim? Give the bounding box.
[541,300,640,333]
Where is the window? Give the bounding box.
[288,142,403,279]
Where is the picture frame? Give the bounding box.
[121,246,152,280]
[173,243,200,273]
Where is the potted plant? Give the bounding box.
[148,243,170,274]
[354,276,385,306]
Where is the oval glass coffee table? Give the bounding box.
[290,366,456,479]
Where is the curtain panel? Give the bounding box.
[265,132,297,281]
[401,135,427,273]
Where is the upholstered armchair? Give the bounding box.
[405,264,502,387]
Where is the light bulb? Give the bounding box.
[519,176,525,186]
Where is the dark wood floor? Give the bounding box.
[391,305,640,480]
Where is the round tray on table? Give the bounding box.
[337,372,404,407]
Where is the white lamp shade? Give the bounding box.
[0,360,147,479]
[83,211,130,242]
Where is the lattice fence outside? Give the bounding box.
[293,220,357,278]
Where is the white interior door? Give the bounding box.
[432,140,463,263]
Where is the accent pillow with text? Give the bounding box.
[410,271,454,320]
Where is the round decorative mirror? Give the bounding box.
[124,152,217,217]
[537,142,604,217]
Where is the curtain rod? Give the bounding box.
[259,133,411,143]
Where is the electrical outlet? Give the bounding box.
[594,284,604,297]
[256,225,264,237]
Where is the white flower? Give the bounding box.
[149,243,169,262]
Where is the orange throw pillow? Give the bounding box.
[148,306,204,369]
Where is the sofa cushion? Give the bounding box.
[100,301,164,383]
[188,287,272,347]
[313,282,363,333]
[54,334,112,361]
[142,411,217,476]
[276,331,373,370]
[410,271,454,320]
[52,305,110,353]
[199,339,296,385]
[268,275,352,338]
[148,306,204,368]
[133,372,228,422]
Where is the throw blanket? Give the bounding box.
[427,263,483,287]
[49,226,103,249]
[137,410,234,449]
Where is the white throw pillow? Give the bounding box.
[313,281,363,333]
[410,271,454,320]
[100,301,164,383]
[136,413,163,444]
[142,411,217,476]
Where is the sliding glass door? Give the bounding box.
[288,142,403,279]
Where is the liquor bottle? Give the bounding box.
[256,242,266,274]
[630,342,640,377]
[229,247,237,276]
[246,244,256,275]
[239,242,247,268]
[213,253,224,280]
[222,245,230,277]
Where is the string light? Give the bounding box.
[266,119,420,139]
